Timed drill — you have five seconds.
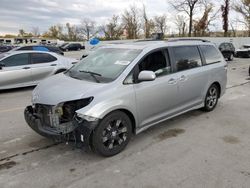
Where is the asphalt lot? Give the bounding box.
[0,54,250,188]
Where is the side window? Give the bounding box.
[173,46,202,72]
[139,50,171,77]
[1,53,29,67]
[31,53,57,64]
[200,45,221,65]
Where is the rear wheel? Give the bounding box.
[202,84,219,112]
[92,111,132,157]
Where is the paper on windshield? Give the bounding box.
[114,60,131,66]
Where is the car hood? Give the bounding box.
[32,73,108,105]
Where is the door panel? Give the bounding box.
[133,49,179,128]
[30,53,57,83]
[134,75,179,127]
[175,67,210,110]
[171,46,209,110]
[0,53,32,88]
[0,66,32,88]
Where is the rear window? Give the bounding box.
[200,45,221,65]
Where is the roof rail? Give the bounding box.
[168,38,210,42]
[134,39,164,42]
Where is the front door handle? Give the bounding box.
[168,78,177,85]
[179,75,187,82]
[23,67,30,69]
[50,64,57,66]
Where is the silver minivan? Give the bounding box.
[25,40,227,156]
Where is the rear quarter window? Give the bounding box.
[200,45,221,65]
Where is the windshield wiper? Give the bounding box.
[79,70,102,83]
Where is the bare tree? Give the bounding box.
[79,18,96,40]
[122,5,141,39]
[66,23,80,41]
[175,15,187,37]
[170,0,202,37]
[101,15,123,40]
[18,29,26,37]
[154,15,167,35]
[221,0,230,37]
[193,3,215,36]
[142,5,155,38]
[31,27,40,37]
[43,25,63,39]
[230,21,236,37]
[233,0,250,37]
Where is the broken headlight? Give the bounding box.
[57,97,93,123]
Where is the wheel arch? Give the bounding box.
[92,108,137,135]
[211,81,221,98]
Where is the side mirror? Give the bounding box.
[138,71,156,82]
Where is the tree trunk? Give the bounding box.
[189,11,193,37]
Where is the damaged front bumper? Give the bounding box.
[24,105,99,147]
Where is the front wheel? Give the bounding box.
[92,111,132,157]
[202,84,219,112]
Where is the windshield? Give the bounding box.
[66,48,141,83]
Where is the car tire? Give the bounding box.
[92,111,132,157]
[202,84,219,112]
[66,49,69,52]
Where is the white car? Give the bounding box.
[235,44,250,58]
[0,51,77,89]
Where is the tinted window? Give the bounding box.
[173,46,202,72]
[31,53,57,64]
[17,46,32,50]
[33,46,49,52]
[139,50,171,77]
[1,53,29,67]
[200,45,221,65]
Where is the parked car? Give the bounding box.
[13,45,64,55]
[59,43,69,48]
[0,51,77,90]
[60,43,84,51]
[235,44,250,58]
[218,42,235,61]
[24,40,227,156]
[0,45,15,53]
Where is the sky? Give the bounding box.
[0,0,245,35]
